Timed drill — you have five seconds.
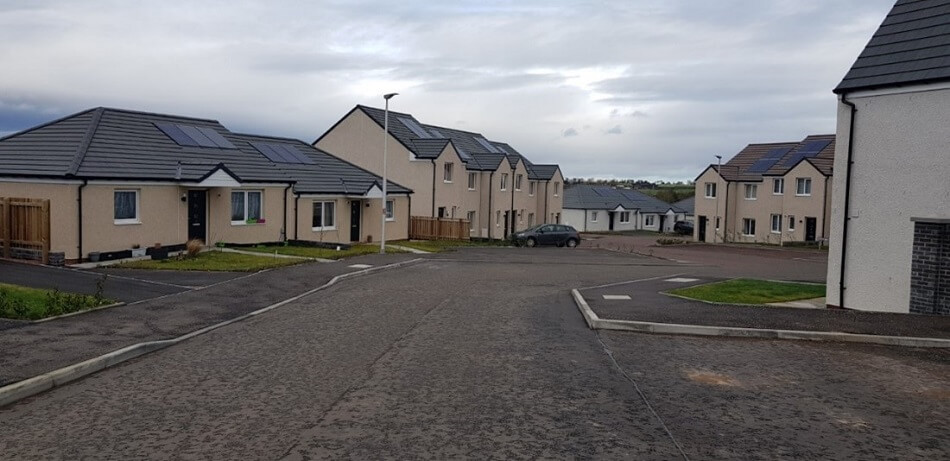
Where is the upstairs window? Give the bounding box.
[443,163,453,183]
[554,182,560,196]
[501,173,509,191]
[515,174,523,191]
[773,178,784,195]
[705,183,717,198]
[529,181,536,196]
[744,184,757,200]
[468,172,477,190]
[796,178,812,196]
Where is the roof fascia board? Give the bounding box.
[0,177,85,185]
[842,80,950,98]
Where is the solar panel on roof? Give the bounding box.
[277,143,315,165]
[155,122,199,146]
[250,141,315,165]
[746,147,793,173]
[782,140,831,166]
[197,127,236,149]
[178,125,218,148]
[495,145,511,155]
[398,117,432,139]
[428,128,445,138]
[474,136,500,153]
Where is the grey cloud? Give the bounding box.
[562,127,578,137]
[605,125,622,135]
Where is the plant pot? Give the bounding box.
[88,252,100,262]
[151,248,170,260]
[131,248,147,258]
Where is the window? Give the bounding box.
[554,182,560,196]
[619,211,630,223]
[645,215,655,227]
[529,181,536,196]
[451,206,457,218]
[715,217,721,230]
[467,211,476,231]
[590,211,598,222]
[496,210,501,226]
[705,182,717,198]
[468,172,477,190]
[501,173,508,191]
[114,190,139,224]
[771,214,781,233]
[438,207,446,218]
[519,209,524,224]
[788,215,795,231]
[773,178,784,195]
[528,212,535,226]
[443,162,453,183]
[312,201,335,230]
[742,218,756,236]
[796,178,812,196]
[385,200,395,221]
[515,174,523,191]
[744,184,757,200]
[231,190,262,224]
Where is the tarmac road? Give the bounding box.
[1,249,947,460]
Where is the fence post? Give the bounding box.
[41,199,50,264]
[1,198,9,259]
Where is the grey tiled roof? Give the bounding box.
[673,196,694,215]
[836,0,950,93]
[701,135,836,182]
[528,164,560,180]
[467,152,507,171]
[0,107,410,195]
[564,185,683,214]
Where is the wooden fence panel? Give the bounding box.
[409,216,471,241]
[0,197,51,264]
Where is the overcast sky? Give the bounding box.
[0,0,893,181]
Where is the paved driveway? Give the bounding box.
[0,260,192,302]
[1,249,946,460]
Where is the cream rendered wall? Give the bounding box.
[827,87,950,313]
[0,181,80,259]
[693,169,726,242]
[432,145,475,220]
[613,210,638,231]
[583,210,610,232]
[780,162,829,243]
[295,197,348,244]
[509,160,534,232]
[562,209,586,230]
[315,109,431,216]
[547,170,564,224]
[732,181,768,243]
[364,195,410,242]
[208,186,286,245]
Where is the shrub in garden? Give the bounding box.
[186,238,204,257]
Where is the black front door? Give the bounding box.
[659,215,666,233]
[609,212,615,231]
[503,211,510,238]
[188,190,207,243]
[698,216,707,242]
[805,217,817,242]
[350,201,361,242]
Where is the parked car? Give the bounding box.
[673,221,694,235]
[511,224,580,248]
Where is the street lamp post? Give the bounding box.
[715,155,722,243]
[380,92,398,254]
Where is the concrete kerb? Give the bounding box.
[571,289,950,349]
[0,258,424,408]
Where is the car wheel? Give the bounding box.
[526,237,537,247]
[566,238,578,248]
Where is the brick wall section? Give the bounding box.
[910,222,950,315]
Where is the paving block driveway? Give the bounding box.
[1,247,947,459]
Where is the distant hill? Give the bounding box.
[565,178,694,204]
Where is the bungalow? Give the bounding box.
[314,105,564,239]
[827,0,950,314]
[562,185,686,233]
[0,107,411,263]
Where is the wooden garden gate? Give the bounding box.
[0,197,51,264]
[409,216,470,241]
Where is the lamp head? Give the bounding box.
[383,93,399,100]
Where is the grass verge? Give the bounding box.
[114,250,304,271]
[391,239,511,253]
[668,279,826,304]
[0,283,113,320]
[239,244,404,260]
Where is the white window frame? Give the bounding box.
[788,215,796,231]
[385,200,395,221]
[770,214,781,233]
[496,210,501,227]
[113,189,140,225]
[500,173,508,191]
[515,174,523,191]
[796,177,812,196]
[231,190,263,225]
[619,211,630,223]
[468,172,477,190]
[311,200,336,230]
[554,182,560,197]
[529,181,536,196]
[467,211,476,231]
[742,218,756,236]
[715,216,721,230]
[773,178,784,195]
[527,212,534,227]
[704,182,717,198]
[744,184,757,200]
[645,215,655,227]
[590,211,598,222]
[443,162,453,183]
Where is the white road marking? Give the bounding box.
[348,264,373,269]
[665,277,700,283]
[603,295,632,300]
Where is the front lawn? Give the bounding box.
[0,283,113,320]
[668,279,826,304]
[239,244,403,260]
[114,251,304,271]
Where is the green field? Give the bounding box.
[0,283,113,320]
